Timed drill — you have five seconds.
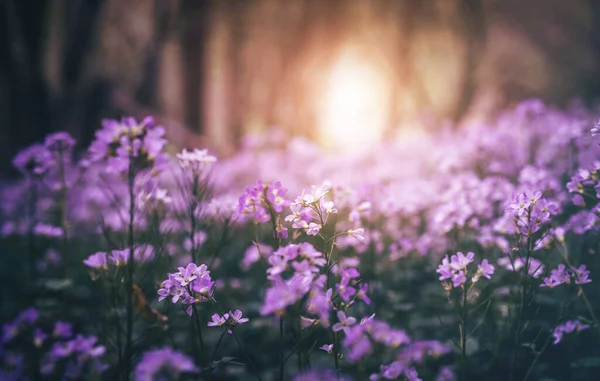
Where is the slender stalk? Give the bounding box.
[205,329,227,381]
[211,330,228,363]
[510,214,533,381]
[317,206,342,375]
[279,318,285,381]
[333,331,340,374]
[192,304,206,366]
[211,299,262,381]
[460,285,468,381]
[523,307,566,381]
[522,333,553,381]
[124,165,136,381]
[112,275,123,378]
[230,328,263,381]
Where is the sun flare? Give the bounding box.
[317,48,393,152]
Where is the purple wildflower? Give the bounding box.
[540,263,591,288]
[52,321,73,339]
[474,259,495,281]
[33,328,47,348]
[356,283,371,305]
[227,310,249,326]
[552,320,590,344]
[571,264,592,284]
[319,344,333,354]
[348,228,365,242]
[436,256,454,281]
[451,271,467,288]
[83,252,108,270]
[135,347,197,381]
[332,311,357,333]
[18,308,39,325]
[207,314,227,327]
[336,277,357,302]
[41,335,107,379]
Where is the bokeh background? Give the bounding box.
[2,0,600,172]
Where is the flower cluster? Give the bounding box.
[33,223,64,238]
[285,185,337,236]
[368,340,452,380]
[176,148,217,175]
[1,309,105,380]
[138,183,173,210]
[88,116,168,175]
[12,131,77,178]
[505,191,559,235]
[12,144,52,176]
[552,320,590,344]
[4,101,600,380]
[260,243,326,316]
[497,256,545,278]
[540,264,592,288]
[566,163,600,203]
[135,347,197,381]
[157,263,215,316]
[342,315,411,362]
[236,180,290,227]
[436,252,494,288]
[83,245,155,270]
[335,267,369,304]
[371,362,421,381]
[40,335,107,379]
[1,308,39,344]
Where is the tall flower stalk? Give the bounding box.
[437,251,495,381]
[505,191,558,381]
[88,116,168,381]
[123,162,136,381]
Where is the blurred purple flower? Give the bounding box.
[552,320,589,344]
[135,347,197,381]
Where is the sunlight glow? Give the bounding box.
[317,48,392,152]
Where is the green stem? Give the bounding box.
[333,331,340,374]
[510,215,533,381]
[279,318,285,381]
[212,299,262,381]
[230,328,263,381]
[460,285,468,381]
[192,303,205,367]
[124,164,136,381]
[211,330,227,363]
[206,329,227,380]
